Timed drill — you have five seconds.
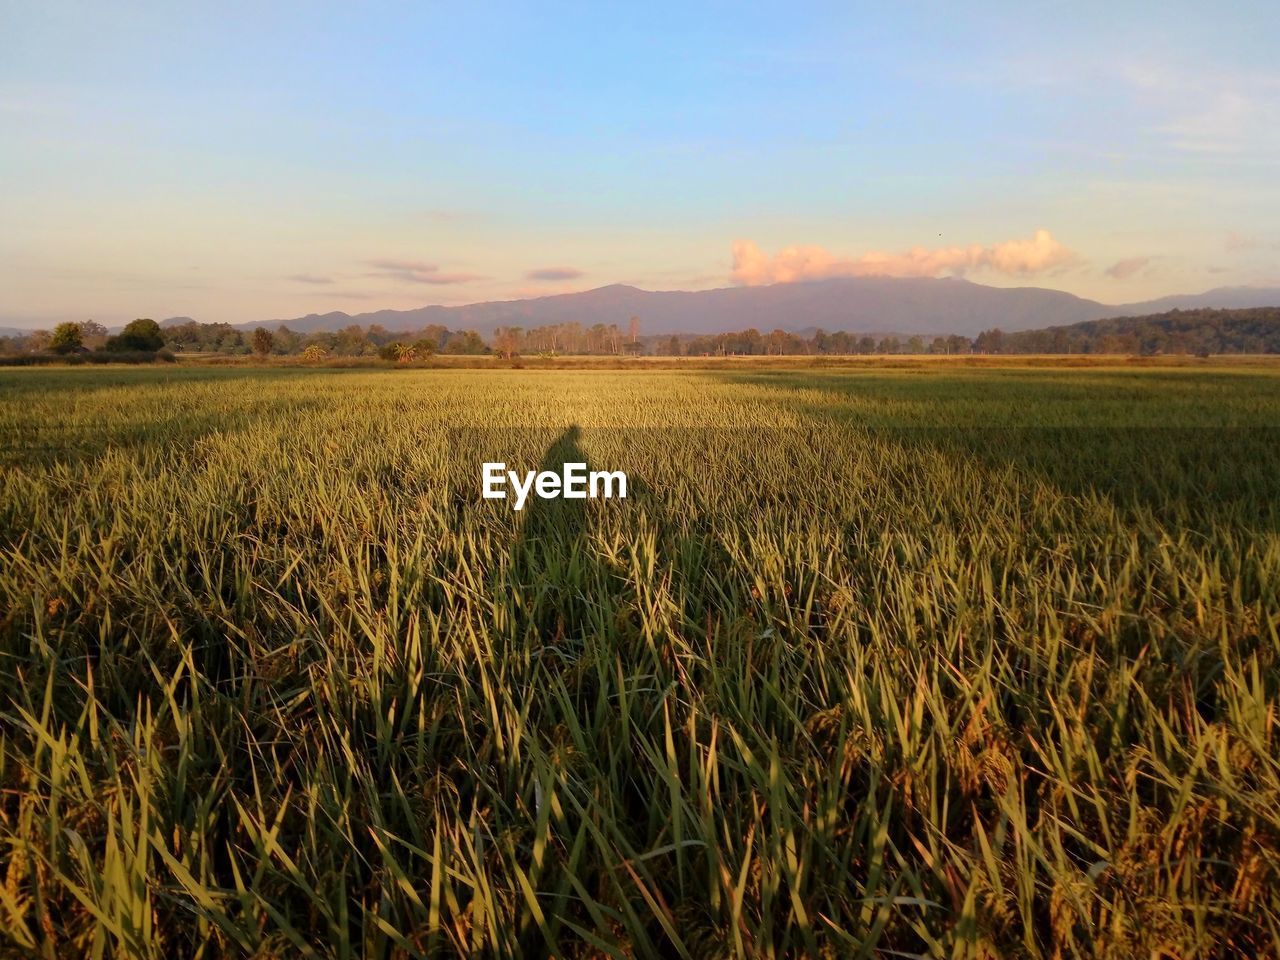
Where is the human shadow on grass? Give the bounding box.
[504,424,614,648]
[495,425,741,955]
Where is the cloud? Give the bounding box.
[1119,62,1280,156]
[1105,257,1150,279]
[525,267,585,282]
[289,273,333,284]
[1152,90,1269,155]
[1226,231,1280,252]
[730,230,1077,286]
[365,259,485,285]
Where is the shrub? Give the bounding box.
[0,349,172,366]
[49,323,84,354]
[106,318,164,352]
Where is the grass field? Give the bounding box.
[3,363,1280,958]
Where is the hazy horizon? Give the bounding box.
[7,273,1280,336]
[4,1,1279,327]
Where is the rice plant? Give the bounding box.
[2,364,1279,958]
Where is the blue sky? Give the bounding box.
[2,0,1278,326]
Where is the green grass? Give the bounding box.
[2,364,1279,958]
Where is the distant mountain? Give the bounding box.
[6,281,1279,340]
[245,279,1280,339]
[248,277,1109,338]
[1113,286,1280,315]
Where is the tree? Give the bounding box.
[395,343,417,363]
[974,328,1005,354]
[77,320,108,349]
[443,330,489,355]
[252,328,274,357]
[301,344,329,362]
[106,318,163,352]
[585,323,608,354]
[334,325,369,355]
[629,315,640,344]
[49,322,84,354]
[217,329,248,354]
[411,338,437,358]
[274,325,302,354]
[419,324,449,349]
[492,327,521,359]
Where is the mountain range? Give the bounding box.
[8,279,1279,341]
[230,279,1280,339]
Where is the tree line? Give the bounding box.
[0,319,491,361]
[4,306,1277,360]
[163,320,492,358]
[971,307,1280,356]
[661,329,971,356]
[493,323,971,356]
[0,319,171,357]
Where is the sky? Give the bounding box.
[2,0,1279,328]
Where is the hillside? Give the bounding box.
[243,279,1280,339]
[10,282,1280,344]
[247,277,1113,338]
[989,307,1280,354]
[1112,286,1280,315]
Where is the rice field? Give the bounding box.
[2,363,1280,958]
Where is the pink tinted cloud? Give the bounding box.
[526,267,585,282]
[365,259,485,285]
[1105,257,1151,279]
[730,230,1077,285]
[1226,231,1280,252]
